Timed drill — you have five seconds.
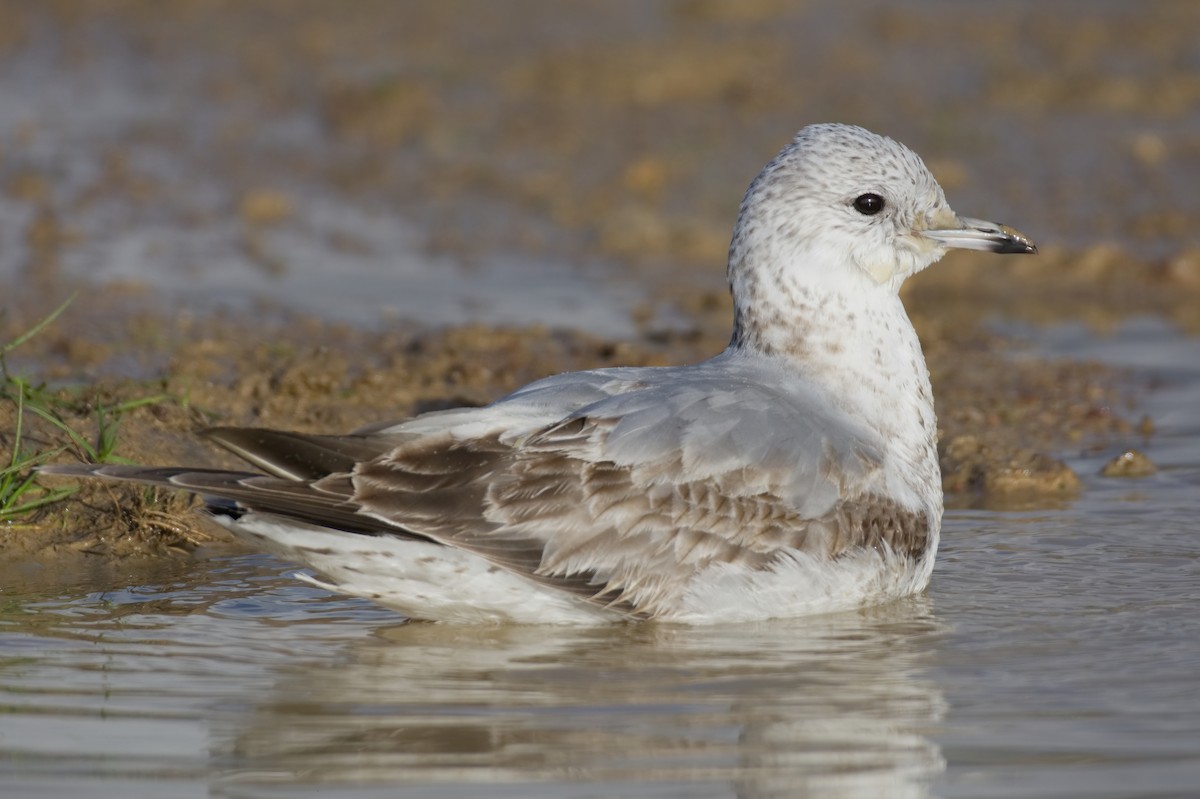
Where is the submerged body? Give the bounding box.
[45,124,1036,623]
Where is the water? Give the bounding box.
[1,323,1197,797]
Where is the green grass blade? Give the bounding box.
[23,403,99,461]
[112,394,170,413]
[1,292,77,357]
[0,485,79,518]
[7,375,24,470]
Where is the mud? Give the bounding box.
[1,0,1196,562]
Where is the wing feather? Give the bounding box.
[346,362,895,615]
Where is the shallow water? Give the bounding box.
[1,322,1197,798]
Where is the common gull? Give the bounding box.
[44,123,1036,623]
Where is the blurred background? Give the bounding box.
[1,0,1198,334]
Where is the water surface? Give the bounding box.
[1,323,1197,798]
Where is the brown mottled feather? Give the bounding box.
[44,412,927,619]
[348,418,929,617]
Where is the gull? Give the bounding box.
[44,124,1036,624]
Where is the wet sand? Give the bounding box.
[1,0,1197,561]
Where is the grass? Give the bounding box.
[1,295,169,523]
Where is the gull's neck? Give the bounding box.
[727,253,940,510]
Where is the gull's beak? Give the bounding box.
[924,216,1038,255]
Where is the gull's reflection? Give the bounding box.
[214,597,947,797]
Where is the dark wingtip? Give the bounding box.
[35,463,101,477]
[200,426,395,481]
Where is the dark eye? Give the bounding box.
[853,193,885,215]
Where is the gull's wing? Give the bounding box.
[343,356,916,617]
[44,357,927,618]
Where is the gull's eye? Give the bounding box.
[853,193,885,215]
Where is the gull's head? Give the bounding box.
[728,123,1036,298]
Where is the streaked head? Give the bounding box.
[728,123,1036,296]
